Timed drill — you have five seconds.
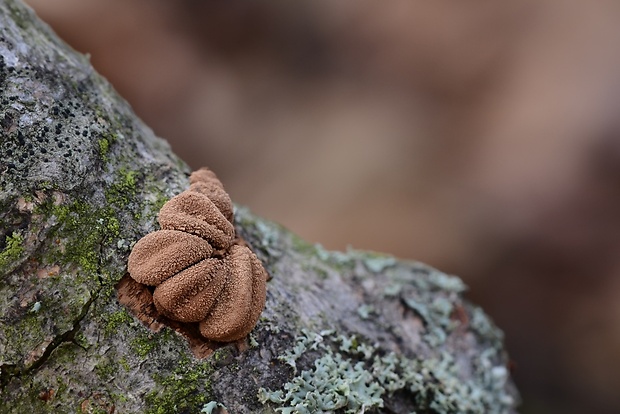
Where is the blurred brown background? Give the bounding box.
[23,0,620,413]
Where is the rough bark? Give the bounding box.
[0,1,519,413]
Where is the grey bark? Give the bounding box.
[0,1,519,413]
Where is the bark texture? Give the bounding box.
[0,1,519,413]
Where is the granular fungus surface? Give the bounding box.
[127,168,268,342]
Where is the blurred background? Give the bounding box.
[23,0,620,412]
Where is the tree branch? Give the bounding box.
[0,1,518,412]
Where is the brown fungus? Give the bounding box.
[126,167,268,342]
[158,191,234,250]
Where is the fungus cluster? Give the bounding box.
[127,168,267,342]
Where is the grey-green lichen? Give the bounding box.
[383,264,469,347]
[470,306,505,346]
[258,330,515,414]
[356,304,375,320]
[201,400,228,413]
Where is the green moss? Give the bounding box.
[104,309,134,337]
[106,168,139,208]
[4,197,116,370]
[151,191,169,213]
[39,196,123,276]
[105,216,120,238]
[95,360,116,381]
[114,393,129,404]
[145,360,213,414]
[47,202,100,275]
[119,356,130,372]
[0,231,24,271]
[0,280,92,372]
[55,377,68,403]
[98,138,109,160]
[129,327,176,359]
[119,168,137,189]
[97,132,119,162]
[9,310,47,355]
[210,347,235,367]
[38,181,53,191]
[44,342,81,369]
[73,331,88,349]
[130,332,158,358]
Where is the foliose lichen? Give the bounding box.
[258,329,515,414]
[201,401,227,413]
[385,265,469,347]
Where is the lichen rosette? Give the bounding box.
[127,168,267,342]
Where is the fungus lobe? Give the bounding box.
[127,168,268,342]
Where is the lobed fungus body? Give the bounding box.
[127,168,267,342]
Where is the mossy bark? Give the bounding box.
[0,1,519,413]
